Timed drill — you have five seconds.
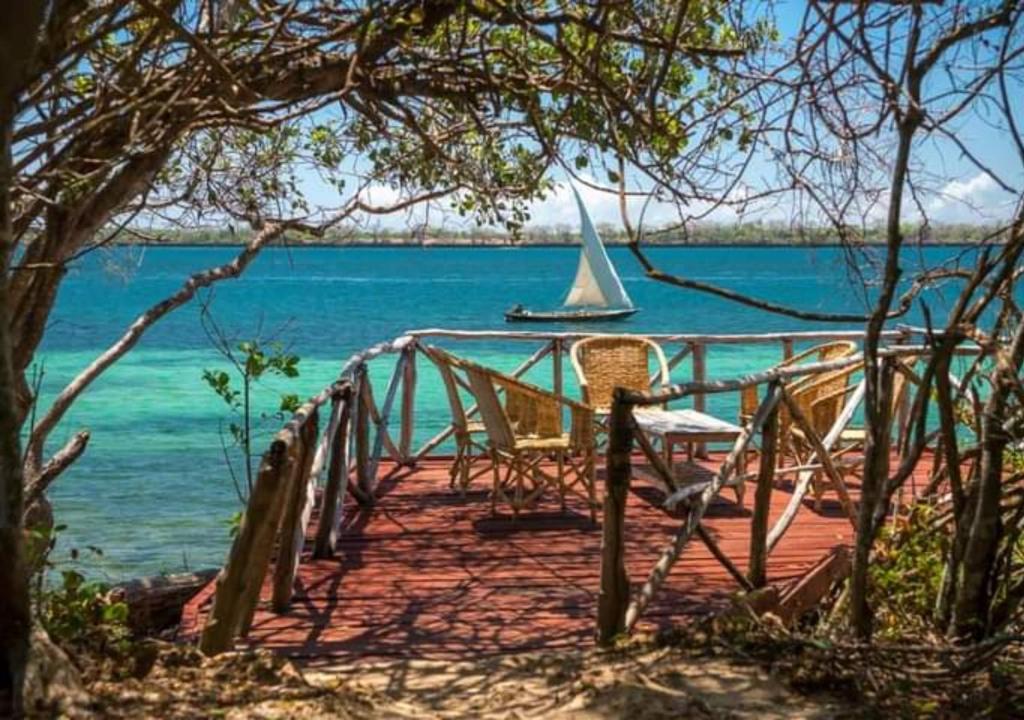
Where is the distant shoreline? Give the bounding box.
[112,239,989,249]
[110,224,999,248]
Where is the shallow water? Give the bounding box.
[37,244,976,578]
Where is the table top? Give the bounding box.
[633,408,742,436]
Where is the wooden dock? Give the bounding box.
[179,453,896,662]
[182,328,953,663]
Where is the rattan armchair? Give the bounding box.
[739,341,858,427]
[819,357,920,459]
[782,362,862,510]
[422,345,493,494]
[431,347,598,521]
[569,335,671,415]
[777,354,916,514]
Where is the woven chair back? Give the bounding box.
[570,335,669,413]
[496,377,562,438]
[741,340,859,419]
[787,364,861,438]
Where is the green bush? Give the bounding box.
[869,506,949,637]
[38,568,131,656]
[31,527,132,659]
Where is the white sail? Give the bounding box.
[564,249,607,307]
[563,185,634,309]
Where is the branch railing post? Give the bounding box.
[691,342,708,458]
[552,338,563,401]
[367,351,408,482]
[198,439,289,655]
[596,389,633,645]
[782,338,794,362]
[354,364,373,504]
[747,382,780,588]
[271,405,319,613]
[313,385,352,559]
[400,343,417,464]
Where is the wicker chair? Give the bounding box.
[821,358,919,459]
[782,362,863,510]
[569,335,671,415]
[434,348,598,521]
[422,346,492,494]
[739,341,859,427]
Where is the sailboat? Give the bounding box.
[505,186,638,322]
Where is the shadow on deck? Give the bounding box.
[180,453,918,662]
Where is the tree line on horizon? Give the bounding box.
[128,221,1003,247]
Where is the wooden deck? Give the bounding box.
[181,453,921,662]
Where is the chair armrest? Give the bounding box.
[568,345,591,406]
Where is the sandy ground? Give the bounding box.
[304,644,845,719]
[80,641,849,719]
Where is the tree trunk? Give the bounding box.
[849,105,919,639]
[951,322,1024,638]
[0,3,47,713]
[596,392,633,644]
[849,360,893,638]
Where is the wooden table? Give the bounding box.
[634,408,743,462]
[633,408,746,503]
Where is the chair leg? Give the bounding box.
[449,443,463,489]
[513,457,524,520]
[490,450,500,516]
[735,451,747,506]
[557,452,566,513]
[587,449,597,523]
[812,470,824,513]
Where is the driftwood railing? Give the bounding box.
[197,324,970,656]
[199,335,416,655]
[594,342,982,643]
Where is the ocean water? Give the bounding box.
[37,244,976,579]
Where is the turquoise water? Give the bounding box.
[38,245,975,578]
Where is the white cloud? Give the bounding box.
[941,173,997,203]
[925,172,1007,222]
[523,175,740,230]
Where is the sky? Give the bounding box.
[300,1,1024,234]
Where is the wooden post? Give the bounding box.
[199,440,289,655]
[271,407,319,613]
[552,339,563,400]
[313,387,351,559]
[368,352,407,482]
[354,365,373,504]
[747,385,780,588]
[399,345,416,464]
[596,391,633,645]
[782,338,794,361]
[691,342,708,458]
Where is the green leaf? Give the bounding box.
[102,602,129,624]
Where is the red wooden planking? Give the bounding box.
[182,453,930,660]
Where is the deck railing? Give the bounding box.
[198,324,978,655]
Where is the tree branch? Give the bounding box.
[22,222,289,477]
